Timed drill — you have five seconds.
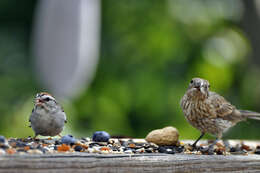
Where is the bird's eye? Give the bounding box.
[190,80,193,84]
[44,97,50,102]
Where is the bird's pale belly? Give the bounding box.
[31,111,64,136]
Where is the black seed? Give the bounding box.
[17,149,26,152]
[0,145,9,149]
[158,146,167,153]
[74,145,83,152]
[16,141,27,147]
[230,147,237,152]
[216,150,223,155]
[167,150,175,154]
[55,140,61,145]
[175,146,184,153]
[255,149,260,154]
[207,149,215,155]
[111,146,119,151]
[145,148,153,153]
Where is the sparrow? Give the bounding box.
[180,77,260,149]
[29,92,67,138]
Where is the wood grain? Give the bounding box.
[1,153,260,173]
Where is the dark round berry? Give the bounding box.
[92,131,110,142]
[0,136,5,143]
[61,135,76,145]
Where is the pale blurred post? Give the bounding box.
[32,0,100,99]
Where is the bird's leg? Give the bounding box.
[192,132,205,149]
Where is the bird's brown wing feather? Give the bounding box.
[208,92,235,119]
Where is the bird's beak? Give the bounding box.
[35,99,43,106]
[194,83,201,91]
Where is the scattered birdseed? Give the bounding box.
[74,145,83,152]
[100,146,110,151]
[57,144,70,152]
[0,149,5,155]
[6,148,16,154]
[0,136,258,156]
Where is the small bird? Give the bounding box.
[29,92,67,139]
[180,78,260,149]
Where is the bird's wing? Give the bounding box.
[64,113,67,123]
[62,108,67,123]
[29,108,34,122]
[28,109,34,127]
[57,104,67,123]
[208,92,235,119]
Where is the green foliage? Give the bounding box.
[0,0,37,137]
[73,0,252,139]
[0,0,259,140]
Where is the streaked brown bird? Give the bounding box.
[180,77,260,149]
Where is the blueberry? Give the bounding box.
[0,136,5,143]
[61,135,76,145]
[92,131,110,142]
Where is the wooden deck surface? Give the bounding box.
[1,153,260,173]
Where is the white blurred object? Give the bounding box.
[32,0,100,99]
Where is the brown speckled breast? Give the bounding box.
[180,94,234,138]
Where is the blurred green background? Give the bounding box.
[1,0,260,140]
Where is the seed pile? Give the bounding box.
[0,136,166,155]
[0,135,260,155]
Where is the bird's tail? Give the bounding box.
[239,110,260,121]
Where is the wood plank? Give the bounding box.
[1,153,260,173]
